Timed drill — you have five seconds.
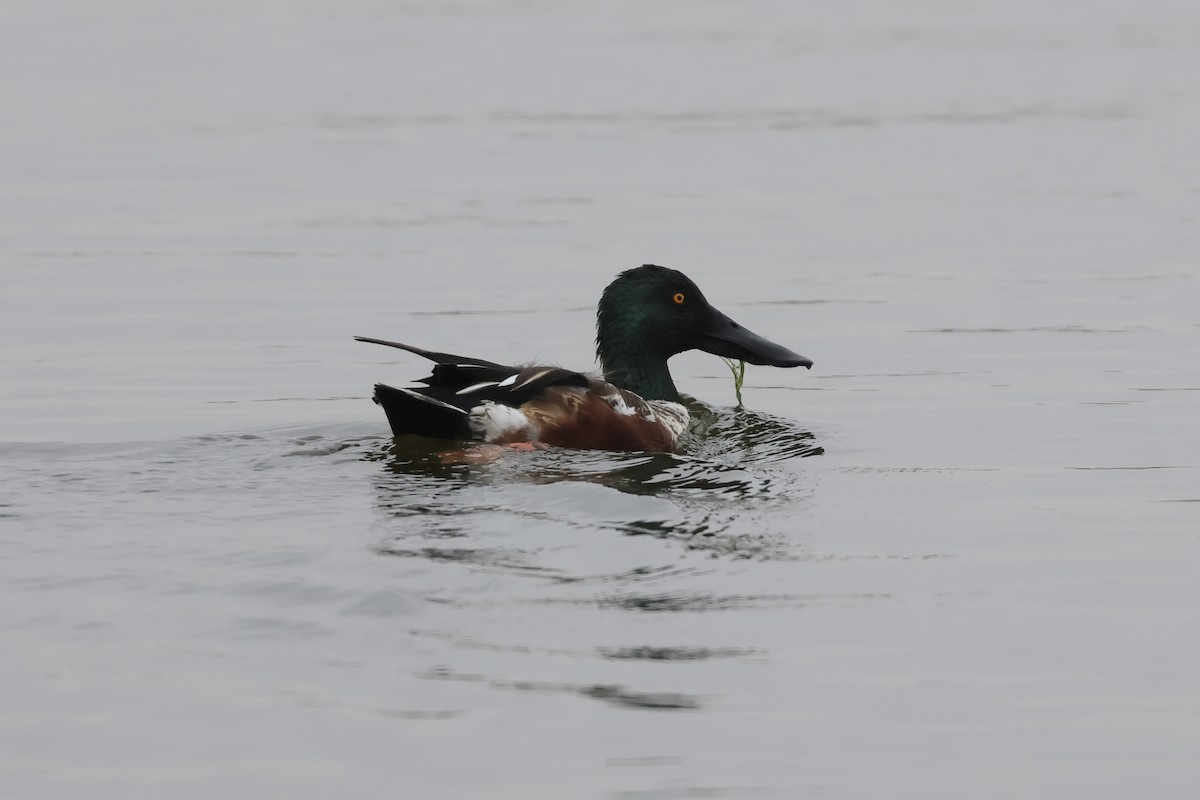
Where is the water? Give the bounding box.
[3,1,1200,797]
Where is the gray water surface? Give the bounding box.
[3,2,1200,798]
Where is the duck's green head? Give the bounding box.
[596,264,812,401]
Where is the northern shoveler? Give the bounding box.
[356,264,812,453]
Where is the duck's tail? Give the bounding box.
[372,383,471,440]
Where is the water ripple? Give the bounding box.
[364,404,822,564]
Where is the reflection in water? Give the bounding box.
[364,403,822,563]
[422,665,703,711]
[538,590,892,613]
[598,645,758,661]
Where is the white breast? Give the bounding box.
[647,400,690,441]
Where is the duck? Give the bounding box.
[355,264,812,453]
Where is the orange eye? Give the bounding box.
[672,292,686,305]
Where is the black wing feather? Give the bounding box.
[358,337,592,439]
[354,336,508,370]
